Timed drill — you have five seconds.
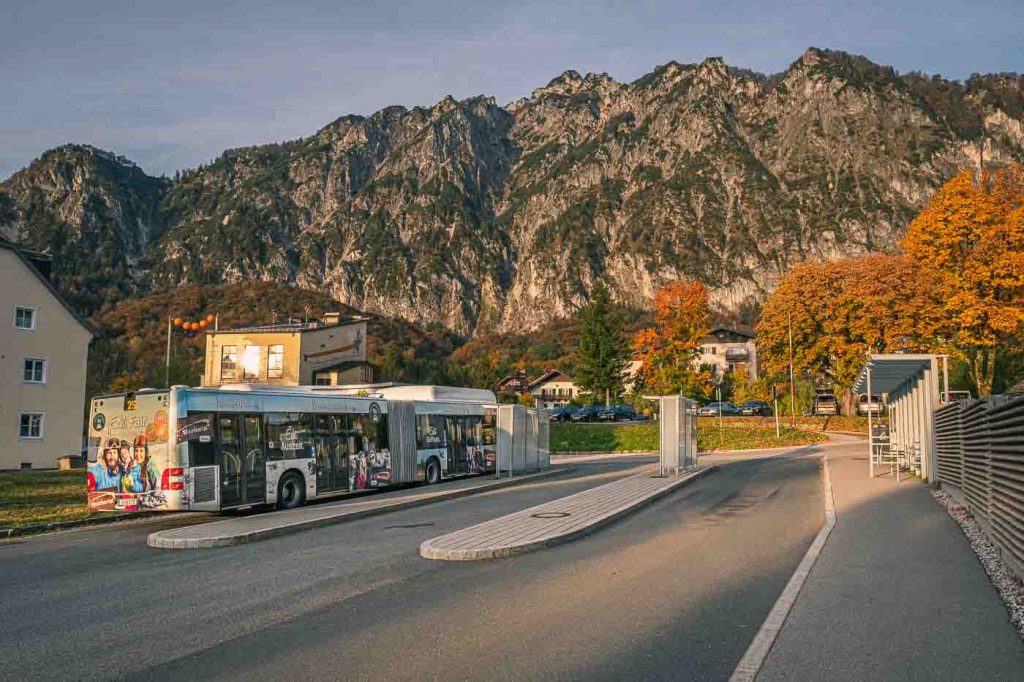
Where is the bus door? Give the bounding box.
[331,415,350,492]
[242,414,266,505]
[217,413,266,508]
[446,417,468,475]
[314,415,335,492]
[217,415,243,508]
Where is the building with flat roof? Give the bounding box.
[202,313,373,387]
[1,240,93,468]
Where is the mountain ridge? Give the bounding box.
[2,47,1023,335]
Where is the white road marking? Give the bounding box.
[729,453,836,682]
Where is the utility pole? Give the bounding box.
[788,312,796,428]
[165,316,172,388]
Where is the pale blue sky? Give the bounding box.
[2,0,1021,179]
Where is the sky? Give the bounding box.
[2,0,1021,179]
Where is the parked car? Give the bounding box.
[941,390,973,403]
[597,404,637,422]
[857,394,883,416]
[570,405,600,422]
[549,406,569,421]
[739,400,773,417]
[812,394,840,416]
[698,402,741,417]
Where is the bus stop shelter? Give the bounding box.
[853,354,943,483]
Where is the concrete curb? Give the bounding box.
[728,454,836,682]
[420,464,717,561]
[1,511,199,540]
[147,467,572,550]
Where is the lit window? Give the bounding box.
[14,306,35,330]
[267,344,284,379]
[19,413,44,439]
[23,358,46,383]
[221,346,238,380]
[242,346,261,380]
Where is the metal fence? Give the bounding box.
[934,395,1024,576]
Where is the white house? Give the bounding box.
[1,240,93,469]
[527,370,587,409]
[698,327,758,380]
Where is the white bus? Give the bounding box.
[85,384,498,512]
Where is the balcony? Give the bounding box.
[724,348,750,363]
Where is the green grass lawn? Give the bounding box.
[549,421,828,453]
[0,470,112,529]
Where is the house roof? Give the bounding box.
[313,359,373,373]
[705,326,754,341]
[213,316,367,335]
[527,369,570,389]
[0,238,93,335]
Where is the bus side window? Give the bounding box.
[266,412,311,460]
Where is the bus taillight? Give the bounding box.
[161,468,184,490]
[87,472,96,492]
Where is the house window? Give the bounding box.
[221,345,238,380]
[19,413,44,439]
[267,344,284,379]
[14,306,36,330]
[315,376,331,386]
[241,346,260,380]
[23,358,46,383]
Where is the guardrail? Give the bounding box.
[934,395,1024,577]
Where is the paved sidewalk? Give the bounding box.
[756,445,1024,681]
[148,468,567,549]
[420,464,716,560]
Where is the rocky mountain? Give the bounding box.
[0,145,170,314]
[3,48,1023,332]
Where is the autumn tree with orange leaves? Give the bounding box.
[632,280,713,397]
[757,254,944,403]
[902,165,1024,396]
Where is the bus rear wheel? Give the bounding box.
[424,458,441,485]
[277,472,306,510]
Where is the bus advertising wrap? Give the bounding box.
[87,392,182,512]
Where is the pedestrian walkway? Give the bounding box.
[420,464,716,560]
[147,468,566,549]
[755,445,1024,681]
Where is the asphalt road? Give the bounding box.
[0,449,825,681]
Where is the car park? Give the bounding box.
[739,400,773,416]
[597,404,637,422]
[570,405,600,422]
[698,401,741,417]
[812,394,840,416]
[856,394,883,416]
[549,405,578,422]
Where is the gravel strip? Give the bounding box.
[932,489,1024,640]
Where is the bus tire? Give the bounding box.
[277,471,306,510]
[424,457,441,485]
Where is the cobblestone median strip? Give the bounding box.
[147,468,569,550]
[420,465,717,561]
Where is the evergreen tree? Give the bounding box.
[574,282,629,405]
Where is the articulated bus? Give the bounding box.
[85,384,498,512]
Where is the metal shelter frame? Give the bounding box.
[853,354,946,483]
[644,395,699,476]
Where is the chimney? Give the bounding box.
[321,312,342,327]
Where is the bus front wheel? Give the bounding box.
[277,472,306,510]
[425,458,441,485]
